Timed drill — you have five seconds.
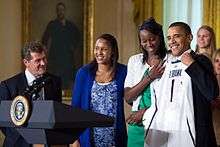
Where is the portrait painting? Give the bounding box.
[22,0,94,97]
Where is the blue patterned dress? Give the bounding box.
[90,80,118,147]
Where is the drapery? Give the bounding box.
[132,0,163,26]
[203,0,220,48]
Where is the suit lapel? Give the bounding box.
[44,84,49,100]
[43,73,53,100]
[17,73,29,96]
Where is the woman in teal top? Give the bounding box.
[124,17,167,147]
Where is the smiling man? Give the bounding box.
[0,41,62,147]
[143,22,219,147]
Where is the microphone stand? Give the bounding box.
[22,75,51,101]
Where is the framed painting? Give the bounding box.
[22,0,94,99]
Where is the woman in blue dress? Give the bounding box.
[72,33,127,147]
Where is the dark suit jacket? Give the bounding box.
[0,72,62,147]
[186,52,219,147]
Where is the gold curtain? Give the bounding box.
[203,0,220,48]
[132,0,163,26]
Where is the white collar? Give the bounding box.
[25,69,36,86]
[170,49,192,61]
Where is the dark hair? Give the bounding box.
[21,41,46,60]
[169,22,192,35]
[138,17,167,64]
[168,22,192,50]
[90,33,119,75]
[56,2,65,9]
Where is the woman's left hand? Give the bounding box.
[126,109,147,124]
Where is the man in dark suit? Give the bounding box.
[0,41,62,147]
[143,22,219,147]
[166,22,218,147]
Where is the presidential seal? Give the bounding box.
[10,95,31,126]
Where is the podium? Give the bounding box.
[0,100,114,145]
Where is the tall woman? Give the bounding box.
[124,18,167,147]
[72,34,127,147]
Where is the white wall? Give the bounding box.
[94,0,138,64]
[0,0,21,144]
[0,0,22,81]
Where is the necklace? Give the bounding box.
[95,69,114,83]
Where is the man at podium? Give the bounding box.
[0,41,62,147]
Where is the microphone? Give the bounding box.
[23,74,52,100]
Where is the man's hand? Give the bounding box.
[181,52,195,66]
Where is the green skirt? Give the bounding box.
[127,124,145,147]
